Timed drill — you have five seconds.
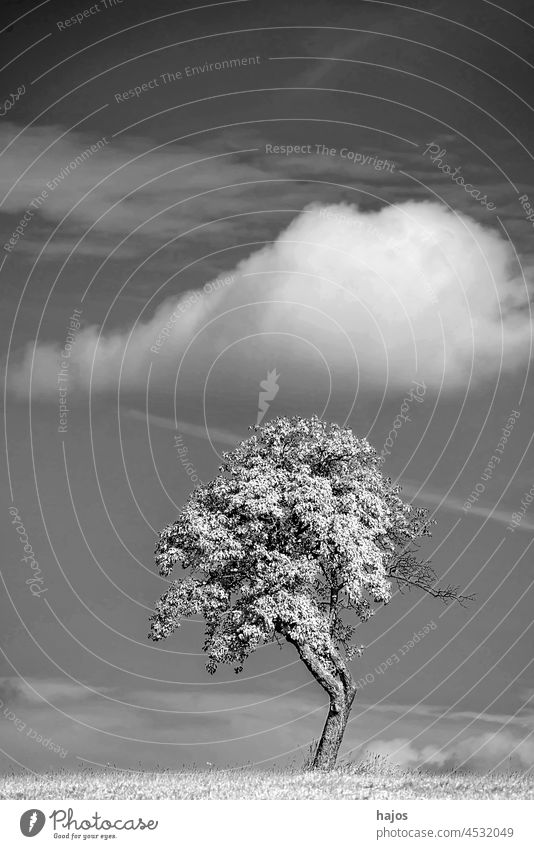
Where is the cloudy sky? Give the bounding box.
[1,0,534,777]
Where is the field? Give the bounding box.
[1,758,533,800]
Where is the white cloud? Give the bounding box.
[369,736,448,768]
[442,730,534,771]
[370,730,534,771]
[7,200,532,398]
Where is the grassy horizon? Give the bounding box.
[1,756,532,800]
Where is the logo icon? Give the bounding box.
[256,369,280,425]
[20,809,46,837]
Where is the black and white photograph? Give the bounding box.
[1,0,534,842]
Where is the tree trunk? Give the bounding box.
[312,686,356,770]
[279,628,357,770]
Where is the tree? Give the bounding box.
[148,415,471,769]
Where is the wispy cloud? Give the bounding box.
[363,700,534,732]
[401,482,534,533]
[0,676,109,705]
[0,121,412,260]
[125,408,240,446]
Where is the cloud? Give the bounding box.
[125,409,240,446]
[449,730,534,771]
[369,736,448,768]
[370,730,534,771]
[0,676,104,706]
[3,678,532,773]
[0,675,324,770]
[6,200,533,399]
[0,122,267,247]
[366,700,534,732]
[401,483,534,534]
[0,122,405,259]
[0,677,25,706]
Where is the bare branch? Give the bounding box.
[386,552,475,607]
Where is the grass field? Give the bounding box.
[1,758,532,799]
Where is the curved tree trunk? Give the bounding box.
[281,630,357,770]
[312,686,356,769]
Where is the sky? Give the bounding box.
[1,0,534,777]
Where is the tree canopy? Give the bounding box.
[149,416,464,677]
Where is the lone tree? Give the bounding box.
[149,415,470,769]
